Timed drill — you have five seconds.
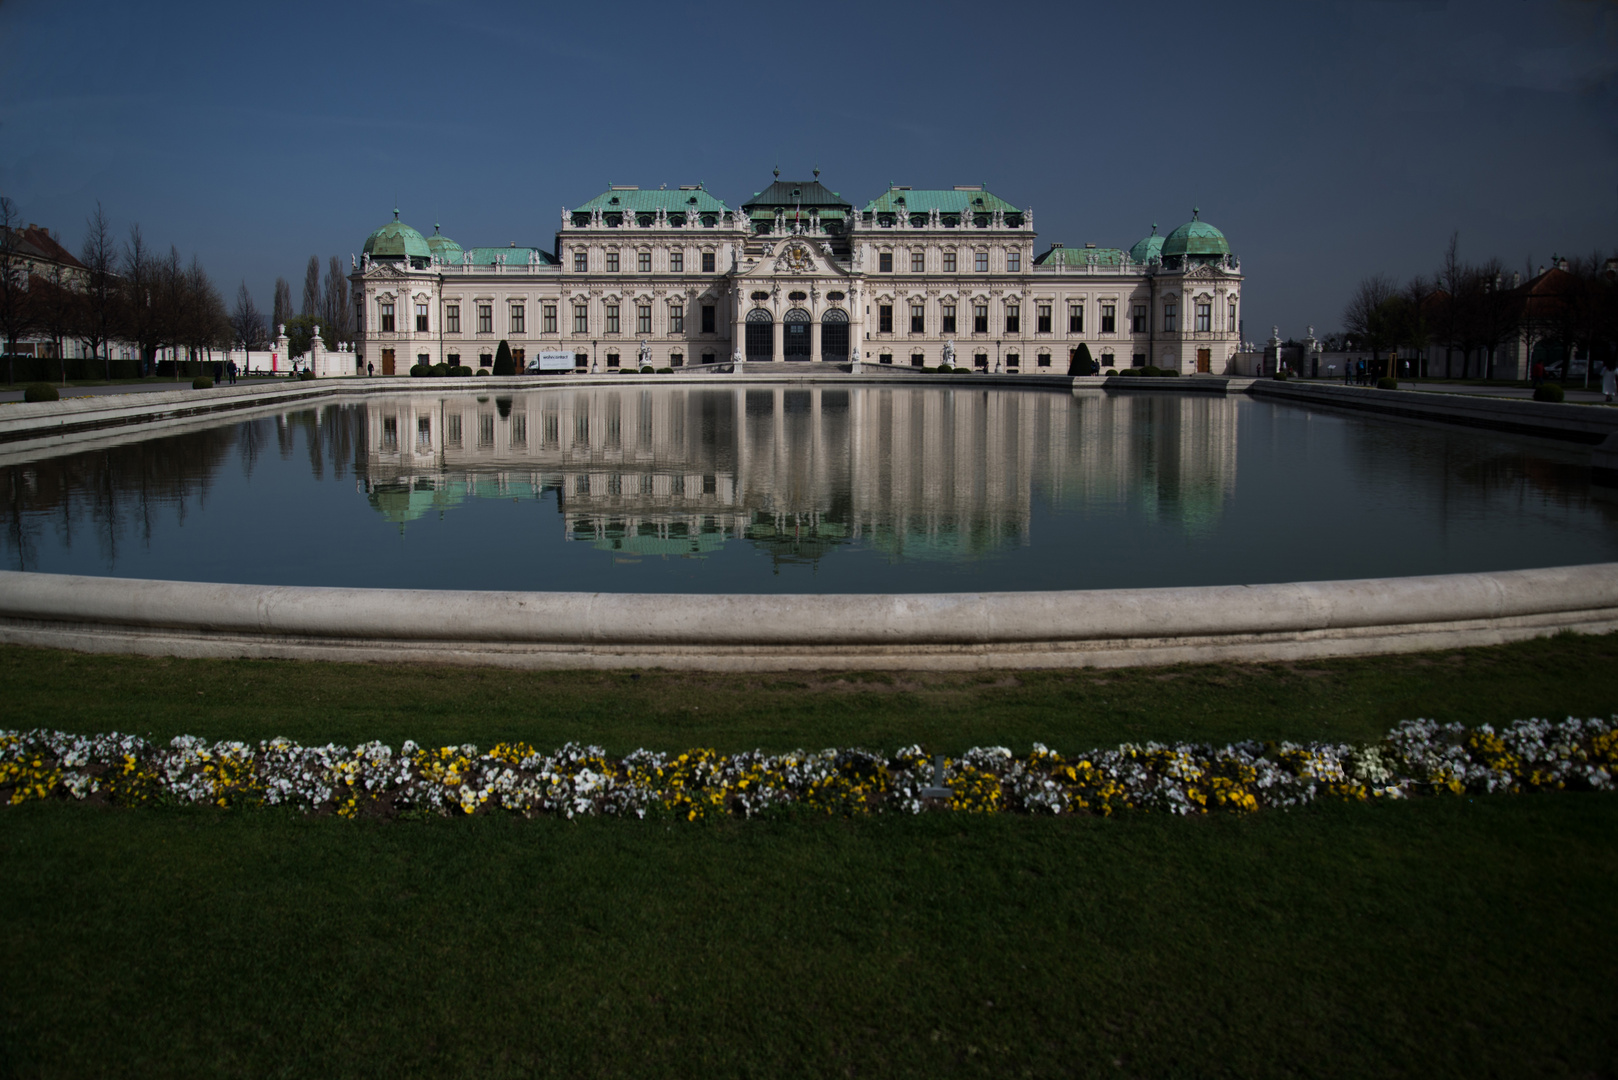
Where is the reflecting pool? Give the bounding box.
[3,386,1615,592]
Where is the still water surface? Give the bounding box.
[3,386,1614,592]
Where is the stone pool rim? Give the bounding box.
[1,564,1614,671]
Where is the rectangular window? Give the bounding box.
[447,414,462,448]
[574,304,588,333]
[701,304,715,333]
[670,304,684,334]
[416,303,429,332]
[574,251,587,273]
[355,300,365,332]
[1195,301,1211,333]
[637,304,651,335]
[910,303,925,334]
[606,304,620,334]
[1163,303,1178,332]
[446,304,460,334]
[1038,353,1051,368]
[670,353,683,367]
[1005,305,1020,334]
[1006,353,1019,368]
[543,304,557,334]
[1007,251,1021,272]
[879,354,893,365]
[702,251,715,273]
[911,353,924,367]
[510,304,525,334]
[380,302,395,332]
[1037,304,1052,333]
[1069,305,1083,333]
[477,304,493,334]
[417,416,431,448]
[1101,304,1116,333]
[944,251,957,273]
[1131,305,1146,333]
[973,304,988,333]
[670,251,684,272]
[878,304,893,333]
[606,353,620,369]
[911,251,925,273]
[638,251,651,273]
[606,252,620,273]
[975,252,989,273]
[974,353,988,370]
[942,304,956,333]
[381,416,397,451]
[479,414,494,448]
[1228,300,1238,332]
[879,252,893,273]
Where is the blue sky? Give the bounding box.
[2,0,1614,341]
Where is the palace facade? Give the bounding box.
[350,173,1244,377]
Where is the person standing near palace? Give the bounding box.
[1602,362,1615,403]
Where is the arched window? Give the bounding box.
[745,307,773,361]
[822,308,849,362]
[783,308,811,360]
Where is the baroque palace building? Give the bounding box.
[350,171,1243,377]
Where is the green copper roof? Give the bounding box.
[425,224,462,261]
[458,246,558,267]
[363,211,431,261]
[1127,225,1164,264]
[1034,246,1126,268]
[575,187,731,214]
[743,179,850,210]
[1160,210,1230,259]
[863,187,1020,214]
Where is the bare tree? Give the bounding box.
[120,224,161,376]
[0,195,37,382]
[301,255,320,318]
[323,255,351,343]
[1435,231,1463,378]
[231,282,266,353]
[1342,273,1401,374]
[271,277,293,334]
[77,203,119,381]
[33,261,78,385]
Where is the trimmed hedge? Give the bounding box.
[22,382,59,402]
[1533,383,1565,403]
[191,377,213,390]
[1377,377,1399,390]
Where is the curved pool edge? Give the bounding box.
[2,564,1614,671]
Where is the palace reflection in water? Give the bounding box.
[360,387,1240,561]
[7,385,1618,592]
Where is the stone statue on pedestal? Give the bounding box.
[638,340,651,367]
[942,340,956,366]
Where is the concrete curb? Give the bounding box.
[1248,380,1618,445]
[1,565,1613,671]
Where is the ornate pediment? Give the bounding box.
[774,240,818,274]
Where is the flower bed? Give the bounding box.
[2,718,1614,821]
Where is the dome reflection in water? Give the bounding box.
[2,386,1615,593]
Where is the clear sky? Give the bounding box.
[2,0,1614,342]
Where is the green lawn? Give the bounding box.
[2,635,1616,1078]
[2,632,1615,755]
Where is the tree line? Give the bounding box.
[0,194,356,382]
[1340,234,1617,382]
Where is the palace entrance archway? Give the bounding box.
[783,308,811,360]
[822,309,848,361]
[745,309,773,362]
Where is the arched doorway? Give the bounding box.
[822,309,849,362]
[745,308,773,362]
[783,308,811,360]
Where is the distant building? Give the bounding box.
[350,172,1245,377]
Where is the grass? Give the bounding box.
[1,633,1614,755]
[2,634,1616,1078]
